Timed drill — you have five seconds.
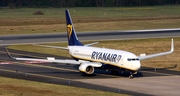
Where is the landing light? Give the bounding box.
[47,57,55,60]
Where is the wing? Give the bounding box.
[138,39,174,60]
[5,47,80,64]
[33,42,99,50]
[14,57,80,64]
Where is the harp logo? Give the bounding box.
[67,24,72,39]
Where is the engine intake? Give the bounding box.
[78,62,102,74]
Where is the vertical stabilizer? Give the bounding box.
[65,10,83,46]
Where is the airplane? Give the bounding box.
[6,10,174,79]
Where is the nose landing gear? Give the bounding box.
[129,74,134,79]
[129,71,137,79]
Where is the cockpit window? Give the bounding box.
[127,58,139,61]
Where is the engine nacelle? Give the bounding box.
[78,62,102,74]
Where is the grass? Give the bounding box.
[2,6,180,95]
[8,37,180,71]
[6,38,179,96]
[0,5,180,35]
[1,6,180,18]
[0,76,126,96]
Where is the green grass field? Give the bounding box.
[1,6,180,18]
[2,5,180,96]
[0,76,127,96]
[6,37,180,96]
[0,5,180,35]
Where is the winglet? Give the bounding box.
[139,39,174,60]
[5,46,16,60]
[171,39,174,52]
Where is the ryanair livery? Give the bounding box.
[6,10,174,79]
[65,10,83,46]
[91,51,122,63]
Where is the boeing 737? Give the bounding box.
[6,10,174,79]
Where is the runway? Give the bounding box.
[0,47,180,96]
[0,29,180,95]
[0,28,180,45]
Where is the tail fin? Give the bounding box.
[65,10,83,46]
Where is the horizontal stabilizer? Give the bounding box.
[34,44,69,50]
[84,42,99,46]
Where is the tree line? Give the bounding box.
[0,0,180,8]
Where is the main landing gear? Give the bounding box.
[110,70,137,79]
[110,70,119,75]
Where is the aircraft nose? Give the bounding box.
[134,61,141,70]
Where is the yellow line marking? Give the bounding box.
[0,50,78,71]
[0,68,71,80]
[0,60,7,62]
[141,70,178,76]
[14,62,120,78]
[15,62,78,72]
[135,75,180,86]
[0,50,121,78]
[0,51,45,59]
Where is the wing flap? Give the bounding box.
[5,46,80,64]
[15,57,80,64]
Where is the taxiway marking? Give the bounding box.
[0,67,72,81]
[140,70,176,76]
[0,50,122,78]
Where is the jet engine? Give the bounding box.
[78,62,102,74]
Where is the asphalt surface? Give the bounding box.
[0,29,180,95]
[0,28,180,45]
[0,46,180,96]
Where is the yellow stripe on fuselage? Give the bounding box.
[70,54,137,71]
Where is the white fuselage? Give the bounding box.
[68,46,141,71]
